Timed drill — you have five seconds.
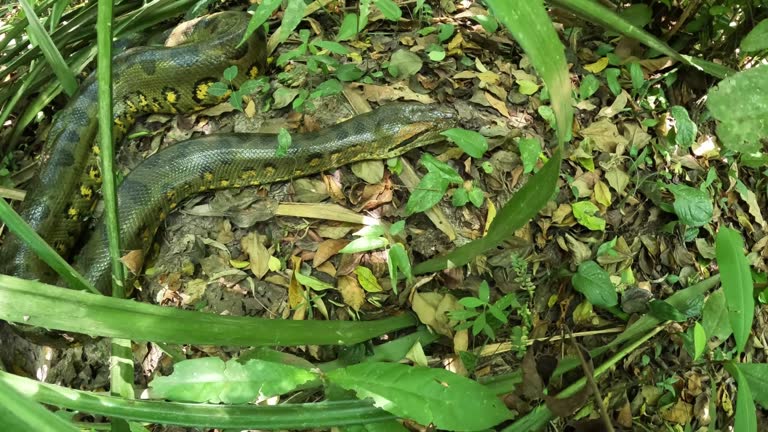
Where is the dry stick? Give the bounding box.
[568,327,615,432]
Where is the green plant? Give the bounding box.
[207,65,269,112]
[450,280,524,341]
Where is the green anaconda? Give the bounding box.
[0,12,456,293]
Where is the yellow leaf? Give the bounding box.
[338,275,366,311]
[288,256,306,310]
[594,180,612,207]
[584,57,609,73]
[477,71,500,85]
[355,266,383,292]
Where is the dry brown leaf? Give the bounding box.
[121,249,144,275]
[338,275,365,311]
[313,239,350,268]
[484,92,510,117]
[241,232,270,279]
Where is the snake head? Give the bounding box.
[374,103,457,157]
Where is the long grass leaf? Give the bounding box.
[716,227,754,354]
[0,371,394,428]
[18,0,78,96]
[0,275,418,346]
[0,376,78,431]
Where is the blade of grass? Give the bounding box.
[0,376,78,431]
[547,0,734,79]
[0,199,96,293]
[0,371,394,428]
[18,0,78,96]
[716,227,754,354]
[0,275,418,346]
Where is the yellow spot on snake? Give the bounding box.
[309,158,322,167]
[264,166,275,176]
[92,145,100,155]
[138,94,149,109]
[196,83,211,101]
[159,211,166,220]
[249,66,259,79]
[80,185,93,199]
[68,207,79,219]
[169,202,177,210]
[294,169,304,176]
[204,172,214,181]
[219,180,230,187]
[240,170,257,179]
[165,90,179,104]
[88,166,101,181]
[126,100,138,113]
[166,191,176,200]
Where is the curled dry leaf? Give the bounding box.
[313,239,350,268]
[241,232,271,279]
[338,275,365,311]
[411,291,459,337]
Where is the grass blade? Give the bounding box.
[0,376,78,431]
[716,227,754,354]
[18,0,78,96]
[0,275,417,346]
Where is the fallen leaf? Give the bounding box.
[338,275,365,311]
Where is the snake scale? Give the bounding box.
[0,12,455,294]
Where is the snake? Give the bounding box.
[0,12,456,294]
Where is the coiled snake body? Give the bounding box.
[0,12,455,294]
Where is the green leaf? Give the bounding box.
[716,227,755,354]
[707,65,768,153]
[479,280,491,302]
[277,45,307,67]
[518,137,541,173]
[337,14,359,41]
[242,0,281,46]
[312,40,350,55]
[440,128,488,158]
[359,0,371,30]
[437,23,455,42]
[340,236,389,254]
[276,128,292,157]
[452,188,469,207]
[223,65,238,82]
[727,362,758,432]
[420,154,463,184]
[388,243,412,294]
[669,106,697,148]
[272,87,300,109]
[373,0,402,21]
[667,184,713,227]
[459,297,485,308]
[619,4,652,28]
[572,261,617,308]
[468,186,485,207]
[579,74,600,100]
[737,363,768,408]
[149,357,316,403]
[405,173,449,215]
[605,68,621,96]
[239,79,266,95]
[327,363,512,429]
[572,201,606,231]
[295,272,336,291]
[310,79,343,99]
[388,50,422,79]
[629,62,644,92]
[207,81,230,97]
[427,47,446,62]
[740,19,768,52]
[648,300,687,322]
[275,0,307,45]
[355,266,383,292]
[517,80,540,95]
[19,0,77,96]
[692,322,706,361]
[702,289,733,342]
[0,375,79,431]
[335,64,365,81]
[471,15,499,33]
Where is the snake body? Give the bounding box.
[1,13,456,293]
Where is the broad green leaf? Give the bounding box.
[669,106,697,148]
[355,266,383,292]
[389,221,405,236]
[716,228,755,354]
[648,300,687,322]
[437,23,454,42]
[707,65,768,153]
[459,297,485,308]
[207,81,229,97]
[0,377,78,431]
[388,49,422,79]
[468,186,485,207]
[740,19,768,52]
[737,363,768,408]
[242,0,281,46]
[359,0,371,30]
[629,62,644,91]
[579,74,600,100]
[405,172,449,215]
[427,47,446,62]
[223,65,238,81]
[605,68,621,95]
[276,128,292,157]
[340,236,389,254]
[692,322,706,361]
[327,362,511,430]
[338,14,359,41]
[275,0,307,45]
[727,362,758,432]
[420,154,463,184]
[452,188,469,207]
[667,184,713,227]
[479,280,491,303]
[619,4,652,28]
[571,261,619,308]
[310,79,343,99]
[388,243,412,294]
[572,201,606,231]
[471,15,499,33]
[517,80,540,95]
[273,87,300,108]
[702,289,732,342]
[312,40,350,55]
[572,261,617,308]
[149,357,316,403]
[373,0,402,21]
[441,128,488,158]
[518,137,541,173]
[336,64,365,81]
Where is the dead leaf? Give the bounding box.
[313,239,349,268]
[660,399,693,425]
[484,92,510,117]
[241,232,271,279]
[411,291,458,337]
[338,275,365,311]
[288,256,307,313]
[121,249,144,275]
[579,118,629,153]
